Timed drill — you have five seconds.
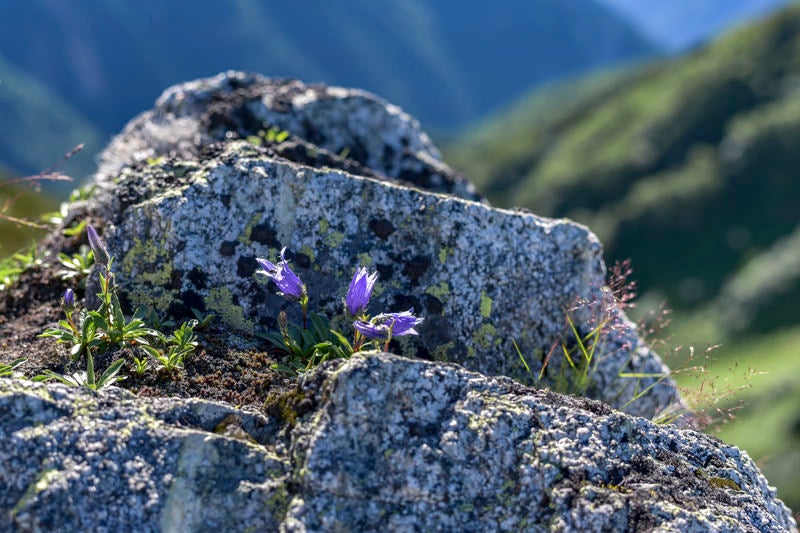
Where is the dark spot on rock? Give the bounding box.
[118,290,133,315]
[302,117,326,146]
[221,194,231,207]
[414,344,433,361]
[407,421,438,437]
[237,256,258,277]
[251,223,280,247]
[188,267,207,289]
[167,300,189,319]
[181,290,206,312]
[376,263,395,279]
[423,295,443,315]
[293,253,311,269]
[393,294,420,312]
[368,219,395,239]
[219,241,238,256]
[346,137,369,166]
[403,255,430,282]
[167,269,183,290]
[382,144,395,166]
[175,240,187,253]
[401,136,410,148]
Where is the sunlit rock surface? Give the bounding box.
[1,355,795,532]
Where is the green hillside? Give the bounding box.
[446,3,800,335]
[445,4,800,512]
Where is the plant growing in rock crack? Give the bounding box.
[514,259,755,429]
[256,249,424,374]
[0,243,46,291]
[38,224,202,387]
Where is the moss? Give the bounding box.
[204,287,254,334]
[264,389,309,428]
[694,469,743,491]
[213,413,258,444]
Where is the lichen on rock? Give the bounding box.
[1,355,796,531]
[86,72,680,418]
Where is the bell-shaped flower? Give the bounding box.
[256,248,306,300]
[63,288,75,308]
[353,309,424,340]
[345,266,378,317]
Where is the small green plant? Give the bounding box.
[38,226,161,388]
[256,250,423,374]
[62,219,88,237]
[514,313,610,397]
[56,245,94,284]
[36,359,126,391]
[0,358,26,377]
[141,319,199,371]
[246,126,291,147]
[131,356,149,376]
[0,243,45,291]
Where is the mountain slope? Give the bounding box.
[445,3,800,337]
[0,0,656,149]
[446,5,800,512]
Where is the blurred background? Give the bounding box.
[1,0,798,512]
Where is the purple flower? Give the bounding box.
[86,225,110,265]
[256,248,306,300]
[63,288,75,308]
[354,309,424,340]
[345,266,378,316]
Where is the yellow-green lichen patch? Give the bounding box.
[431,341,456,362]
[317,217,346,248]
[239,212,264,245]
[324,230,346,248]
[204,287,254,334]
[425,281,451,301]
[356,253,373,267]
[122,237,174,287]
[473,323,498,349]
[438,247,454,265]
[480,292,493,318]
[301,245,316,265]
[213,414,258,445]
[10,467,60,518]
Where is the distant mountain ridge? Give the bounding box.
[0,0,656,178]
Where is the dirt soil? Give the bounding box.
[0,227,295,408]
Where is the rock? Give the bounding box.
[84,72,680,419]
[1,354,795,532]
[95,71,480,203]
